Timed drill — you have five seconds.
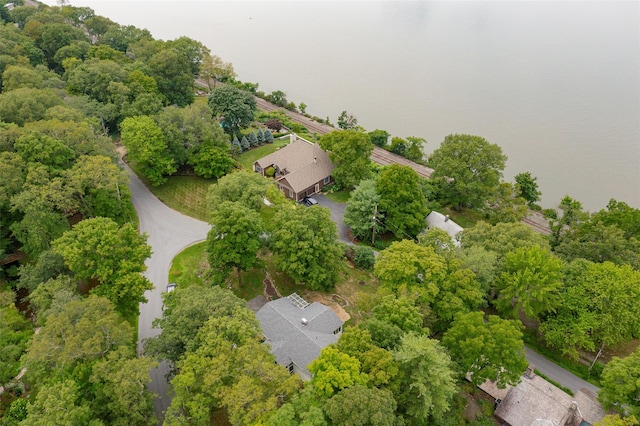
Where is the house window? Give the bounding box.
[255,165,262,173]
[333,326,342,335]
[324,176,330,184]
[287,362,294,374]
[289,190,294,198]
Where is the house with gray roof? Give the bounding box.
[426,211,464,247]
[479,368,605,426]
[256,293,343,381]
[253,134,335,201]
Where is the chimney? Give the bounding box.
[313,156,317,164]
[301,318,308,325]
[289,133,296,143]
[524,365,535,379]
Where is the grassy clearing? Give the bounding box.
[442,207,486,228]
[323,189,351,203]
[149,175,214,222]
[168,241,209,288]
[236,137,289,170]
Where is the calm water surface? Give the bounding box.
[56,1,640,211]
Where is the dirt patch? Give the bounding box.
[305,291,351,322]
[263,278,279,301]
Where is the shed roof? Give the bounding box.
[426,211,464,246]
[256,293,343,378]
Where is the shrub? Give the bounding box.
[265,166,275,178]
[353,245,375,271]
[265,118,283,132]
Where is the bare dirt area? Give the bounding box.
[305,291,351,322]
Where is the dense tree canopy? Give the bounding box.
[343,179,384,241]
[319,130,373,189]
[374,240,446,303]
[599,347,640,418]
[144,285,248,363]
[540,260,640,359]
[429,134,507,211]
[208,84,257,135]
[207,169,270,213]
[270,206,344,291]
[443,312,528,388]
[376,165,429,239]
[392,333,457,424]
[495,245,564,320]
[52,217,152,319]
[207,201,264,285]
[120,115,176,186]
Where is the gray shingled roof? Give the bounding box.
[256,294,343,378]
[426,211,464,246]
[493,374,604,426]
[254,137,335,193]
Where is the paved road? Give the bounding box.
[525,347,600,395]
[125,164,210,421]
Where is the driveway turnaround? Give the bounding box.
[126,165,210,421]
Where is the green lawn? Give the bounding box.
[324,189,351,203]
[236,137,289,170]
[148,175,214,222]
[442,207,486,228]
[168,241,209,288]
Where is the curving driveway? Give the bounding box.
[125,164,210,421]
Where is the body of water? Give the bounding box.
[48,1,640,211]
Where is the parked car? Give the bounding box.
[302,197,318,207]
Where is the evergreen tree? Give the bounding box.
[264,130,274,144]
[240,135,250,151]
[257,128,265,145]
[248,131,259,147]
[231,136,242,154]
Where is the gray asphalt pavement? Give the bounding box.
[125,164,210,421]
[525,347,600,395]
[312,193,352,244]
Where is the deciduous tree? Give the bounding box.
[120,115,176,185]
[541,261,640,359]
[374,240,446,304]
[324,385,398,426]
[309,347,367,398]
[52,217,152,318]
[270,206,344,291]
[442,312,527,388]
[208,84,257,135]
[319,130,373,189]
[207,201,264,286]
[376,165,429,238]
[429,134,507,211]
[343,179,384,241]
[514,171,542,206]
[392,333,457,424]
[599,347,640,418]
[144,285,247,362]
[368,129,389,147]
[207,169,270,212]
[495,245,564,320]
